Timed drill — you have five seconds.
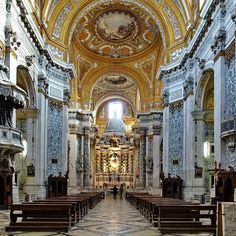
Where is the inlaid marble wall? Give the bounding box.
[222,55,236,169]
[147,136,153,187]
[140,131,146,187]
[224,56,236,119]
[168,104,184,177]
[83,133,90,187]
[76,136,83,187]
[47,102,63,175]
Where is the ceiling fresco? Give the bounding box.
[40,0,195,111]
[95,73,136,90]
[73,2,159,58]
[92,73,138,110]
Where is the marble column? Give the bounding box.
[139,128,147,188]
[162,107,169,175]
[192,111,205,195]
[152,126,162,195]
[146,134,152,188]
[89,137,96,189]
[68,133,79,194]
[23,114,38,197]
[183,96,195,200]
[83,127,90,188]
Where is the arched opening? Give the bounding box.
[15,66,37,199]
[195,69,215,195]
[93,98,137,190]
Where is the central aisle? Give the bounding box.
[71,197,158,236]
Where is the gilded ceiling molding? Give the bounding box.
[136,55,156,84]
[158,0,220,79]
[79,66,150,102]
[52,4,71,38]
[47,0,59,20]
[78,55,97,81]
[163,4,182,39]
[66,0,167,49]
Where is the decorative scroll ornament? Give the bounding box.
[211,29,226,55]
[183,77,194,99]
[161,89,169,107]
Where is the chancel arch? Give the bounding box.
[3,0,236,233]
[80,67,150,111]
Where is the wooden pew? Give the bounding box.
[33,200,77,224]
[5,204,72,232]
[158,204,216,234]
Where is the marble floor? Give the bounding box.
[0,197,214,236]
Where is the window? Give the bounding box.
[108,102,122,119]
[200,0,205,10]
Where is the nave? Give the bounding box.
[0,196,213,236]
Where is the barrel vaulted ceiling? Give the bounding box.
[35,0,197,112]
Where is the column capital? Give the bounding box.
[191,111,206,120]
[211,29,226,61]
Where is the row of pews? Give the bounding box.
[126,192,217,235]
[5,192,104,232]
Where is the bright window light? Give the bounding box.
[200,0,205,9]
[108,102,122,119]
[204,141,210,158]
[22,139,27,157]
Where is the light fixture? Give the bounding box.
[22,139,27,157]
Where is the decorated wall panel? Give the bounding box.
[83,132,90,187]
[47,101,63,175]
[224,56,236,119]
[168,103,184,177]
[140,130,146,187]
[76,136,83,187]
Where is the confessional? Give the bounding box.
[48,173,68,198]
[215,166,236,202]
[162,174,183,199]
[0,166,13,209]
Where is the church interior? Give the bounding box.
[0,0,236,235]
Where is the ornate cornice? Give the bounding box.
[38,74,48,96]
[137,111,163,124]
[161,89,169,107]
[169,100,183,113]
[183,76,194,99]
[15,0,75,79]
[211,29,226,61]
[158,0,220,79]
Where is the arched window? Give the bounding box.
[200,0,206,10]
[108,102,123,119]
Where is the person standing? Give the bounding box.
[112,185,118,200]
[119,184,123,199]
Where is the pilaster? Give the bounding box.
[212,29,226,164]
[192,111,205,195]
